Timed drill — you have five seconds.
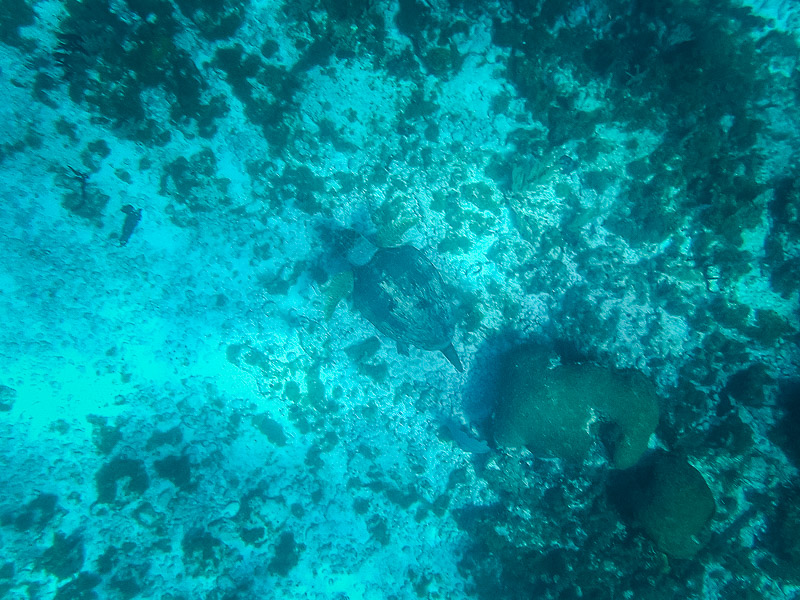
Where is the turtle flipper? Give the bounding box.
[441,344,464,372]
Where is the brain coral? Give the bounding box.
[493,345,659,469]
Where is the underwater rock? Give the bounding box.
[493,345,659,468]
[40,531,85,579]
[765,485,800,568]
[613,452,716,559]
[353,245,463,372]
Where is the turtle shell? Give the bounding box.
[353,246,461,369]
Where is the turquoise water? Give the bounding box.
[0,0,799,597]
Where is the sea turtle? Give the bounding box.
[317,222,463,372]
[352,245,463,372]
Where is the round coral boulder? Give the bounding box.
[493,345,659,468]
[633,453,716,559]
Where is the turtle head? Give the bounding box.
[314,219,377,272]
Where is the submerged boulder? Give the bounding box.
[610,452,716,559]
[493,345,659,468]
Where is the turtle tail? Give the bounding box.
[441,344,464,373]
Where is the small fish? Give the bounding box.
[441,417,491,454]
[120,205,142,246]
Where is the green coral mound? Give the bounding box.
[623,453,716,559]
[494,346,659,468]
